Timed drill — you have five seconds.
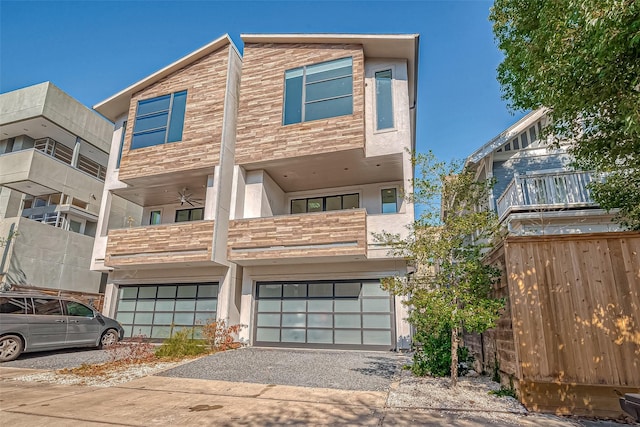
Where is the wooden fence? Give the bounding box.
[466,231,640,418]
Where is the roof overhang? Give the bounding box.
[242,33,420,151]
[94,34,237,122]
[465,108,549,167]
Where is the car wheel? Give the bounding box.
[0,335,24,362]
[99,329,119,348]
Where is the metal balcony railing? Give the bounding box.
[496,171,599,221]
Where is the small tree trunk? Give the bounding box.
[451,325,459,387]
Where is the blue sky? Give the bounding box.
[0,0,527,162]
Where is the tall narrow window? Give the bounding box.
[283,57,353,125]
[131,91,187,149]
[375,69,394,130]
[150,210,162,225]
[116,121,127,168]
[381,189,397,214]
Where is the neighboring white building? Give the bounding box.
[0,82,113,292]
[465,108,621,235]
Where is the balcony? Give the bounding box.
[105,220,215,268]
[227,209,367,265]
[0,147,104,200]
[496,171,599,221]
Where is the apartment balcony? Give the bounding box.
[0,146,104,201]
[104,220,215,269]
[496,171,599,222]
[227,209,368,265]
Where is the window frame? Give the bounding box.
[381,188,398,214]
[290,193,360,214]
[149,210,162,225]
[116,120,127,169]
[131,90,187,150]
[373,67,395,132]
[175,207,204,223]
[282,57,354,125]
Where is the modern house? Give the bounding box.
[465,108,620,235]
[90,34,242,341]
[228,34,418,350]
[90,33,419,351]
[0,82,112,293]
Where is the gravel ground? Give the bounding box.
[1,348,112,369]
[159,347,407,391]
[11,361,182,387]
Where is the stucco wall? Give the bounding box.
[2,217,101,292]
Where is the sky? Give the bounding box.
[0,0,528,163]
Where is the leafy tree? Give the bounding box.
[490,0,640,229]
[378,152,504,386]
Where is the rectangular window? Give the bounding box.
[381,188,397,214]
[520,132,528,148]
[150,210,162,225]
[283,57,353,125]
[290,193,359,214]
[175,207,204,223]
[131,91,187,150]
[116,121,127,168]
[375,69,394,130]
[512,138,520,150]
[528,126,537,144]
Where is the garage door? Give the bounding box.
[115,283,218,340]
[254,280,395,350]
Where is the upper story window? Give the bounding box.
[116,120,127,168]
[291,193,359,214]
[131,91,187,150]
[175,207,203,222]
[375,69,394,130]
[381,188,398,214]
[283,57,353,125]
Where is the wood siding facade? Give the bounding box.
[118,45,230,184]
[227,210,367,264]
[235,43,365,166]
[105,220,215,268]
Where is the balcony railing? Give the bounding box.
[34,138,106,180]
[227,209,368,264]
[105,220,215,268]
[496,171,599,221]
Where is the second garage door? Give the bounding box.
[254,279,395,350]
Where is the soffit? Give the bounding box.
[246,150,405,192]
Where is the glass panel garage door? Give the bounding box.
[254,280,394,350]
[115,283,218,340]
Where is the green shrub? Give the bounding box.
[412,329,452,376]
[155,327,208,358]
[411,328,475,377]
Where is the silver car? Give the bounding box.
[0,292,124,362]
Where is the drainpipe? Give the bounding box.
[0,222,16,279]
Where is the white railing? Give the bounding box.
[496,171,598,220]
